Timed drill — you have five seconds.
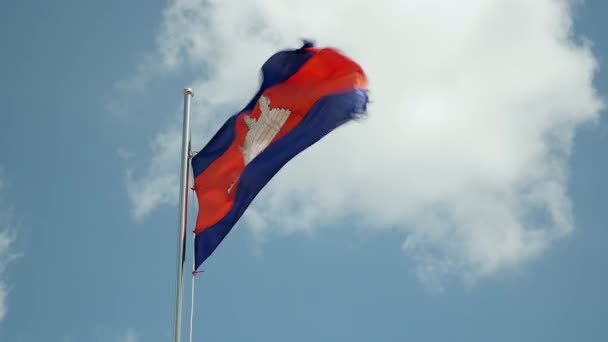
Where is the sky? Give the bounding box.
[0,0,607,341]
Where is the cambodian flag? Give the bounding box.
[191,41,369,270]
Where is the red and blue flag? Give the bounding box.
[191,41,369,270]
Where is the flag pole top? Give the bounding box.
[184,88,194,96]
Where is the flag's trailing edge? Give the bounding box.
[191,41,369,270]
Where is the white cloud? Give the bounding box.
[119,0,603,285]
[126,125,182,221]
[0,172,17,321]
[0,231,13,321]
[115,328,138,342]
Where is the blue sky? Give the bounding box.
[1,1,607,341]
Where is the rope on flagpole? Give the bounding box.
[188,220,205,342]
[188,268,196,342]
[188,146,202,342]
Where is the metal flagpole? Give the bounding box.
[173,87,194,342]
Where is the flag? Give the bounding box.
[191,40,369,270]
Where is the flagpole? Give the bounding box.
[173,87,193,342]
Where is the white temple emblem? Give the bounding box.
[227,96,291,194]
[241,95,291,165]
